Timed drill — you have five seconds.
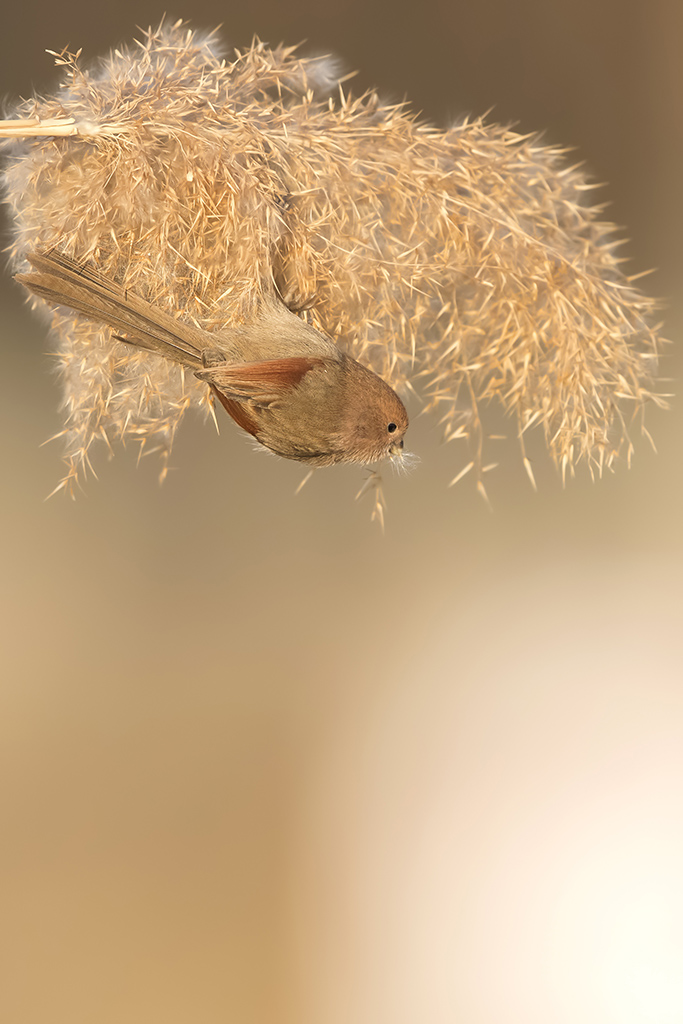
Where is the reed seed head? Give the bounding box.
[1,20,666,495]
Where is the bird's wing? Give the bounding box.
[196,357,325,406]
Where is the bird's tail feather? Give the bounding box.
[16,250,206,369]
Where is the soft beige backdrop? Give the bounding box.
[1,2,681,1023]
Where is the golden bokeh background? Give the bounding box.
[1,2,681,1022]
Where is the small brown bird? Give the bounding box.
[17,250,409,467]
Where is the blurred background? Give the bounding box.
[0,2,681,1022]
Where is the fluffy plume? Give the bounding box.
[0,19,666,495]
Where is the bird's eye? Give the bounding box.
[387,422,397,433]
